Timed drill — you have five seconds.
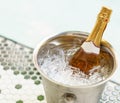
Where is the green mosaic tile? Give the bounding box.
[25,67,31,71]
[15,84,22,89]
[29,71,34,75]
[21,71,27,75]
[1,62,7,66]
[14,71,20,75]
[34,80,41,85]
[31,76,37,80]
[28,59,32,62]
[11,66,16,70]
[33,67,37,71]
[8,63,13,66]
[24,75,30,79]
[19,47,24,50]
[3,66,9,70]
[29,51,33,54]
[16,100,23,103]
[36,72,40,75]
[3,54,8,57]
[37,95,44,101]
[30,63,34,66]
[4,43,8,46]
[39,76,42,80]
[24,55,29,58]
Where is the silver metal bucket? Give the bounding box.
[33,31,117,103]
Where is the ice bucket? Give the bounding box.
[33,31,117,103]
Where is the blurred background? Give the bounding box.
[0,0,120,83]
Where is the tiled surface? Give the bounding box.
[0,66,45,103]
[0,36,46,103]
[0,35,120,103]
[99,81,120,103]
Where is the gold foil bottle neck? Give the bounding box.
[98,7,112,22]
[86,7,112,47]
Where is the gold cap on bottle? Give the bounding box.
[98,7,112,22]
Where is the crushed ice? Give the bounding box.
[38,47,105,86]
